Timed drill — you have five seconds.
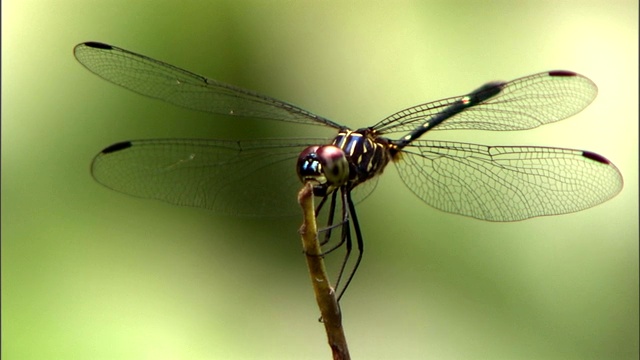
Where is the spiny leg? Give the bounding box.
[317,191,350,254]
[318,191,338,246]
[305,191,347,257]
[336,189,364,302]
[334,187,355,299]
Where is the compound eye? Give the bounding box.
[297,146,322,181]
[316,145,349,186]
[298,145,320,160]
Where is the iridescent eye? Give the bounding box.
[296,146,322,182]
[316,145,349,186]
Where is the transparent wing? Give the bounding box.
[374,71,597,134]
[74,42,342,129]
[92,137,378,216]
[91,138,332,216]
[395,140,623,221]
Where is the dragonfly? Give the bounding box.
[75,41,623,299]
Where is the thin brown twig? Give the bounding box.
[298,183,350,360]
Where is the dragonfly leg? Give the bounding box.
[318,191,338,246]
[336,189,364,302]
[333,188,353,295]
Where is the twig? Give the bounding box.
[298,183,350,360]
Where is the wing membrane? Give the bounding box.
[92,138,331,216]
[374,71,597,134]
[74,42,341,128]
[395,140,622,221]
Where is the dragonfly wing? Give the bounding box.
[92,138,329,216]
[74,42,342,128]
[375,71,597,134]
[395,140,623,221]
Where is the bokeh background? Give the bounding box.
[3,1,638,359]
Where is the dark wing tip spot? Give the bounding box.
[582,150,610,164]
[101,141,132,154]
[548,70,577,77]
[83,42,113,50]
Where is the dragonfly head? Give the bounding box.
[297,145,349,197]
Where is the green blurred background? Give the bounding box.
[3,1,638,359]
